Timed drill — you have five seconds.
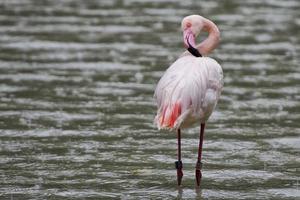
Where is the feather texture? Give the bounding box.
[154,55,223,130]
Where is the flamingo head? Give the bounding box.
[181,15,205,50]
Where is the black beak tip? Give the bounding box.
[187,45,202,57]
[185,36,202,57]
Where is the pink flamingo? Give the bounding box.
[154,15,223,186]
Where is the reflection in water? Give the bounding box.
[195,187,202,199]
[177,187,183,199]
[0,0,299,199]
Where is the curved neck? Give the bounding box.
[196,18,220,56]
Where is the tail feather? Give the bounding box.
[158,102,181,129]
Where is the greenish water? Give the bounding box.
[0,0,299,199]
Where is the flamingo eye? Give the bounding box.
[186,22,192,28]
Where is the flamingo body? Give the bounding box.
[154,55,223,130]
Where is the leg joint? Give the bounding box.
[175,160,183,169]
[195,161,203,170]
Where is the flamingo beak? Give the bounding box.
[183,28,196,49]
[183,28,202,57]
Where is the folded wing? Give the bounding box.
[154,56,223,130]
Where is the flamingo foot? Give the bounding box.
[175,160,183,186]
[195,161,202,187]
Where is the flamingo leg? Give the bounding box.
[196,123,205,186]
[175,128,183,186]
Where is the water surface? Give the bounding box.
[0,0,299,199]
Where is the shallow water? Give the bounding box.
[0,0,299,199]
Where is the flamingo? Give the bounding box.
[154,15,223,186]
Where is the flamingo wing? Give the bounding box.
[154,56,223,130]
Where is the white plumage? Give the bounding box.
[153,14,223,187]
[154,15,223,186]
[154,55,223,130]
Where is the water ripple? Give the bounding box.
[0,0,299,199]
